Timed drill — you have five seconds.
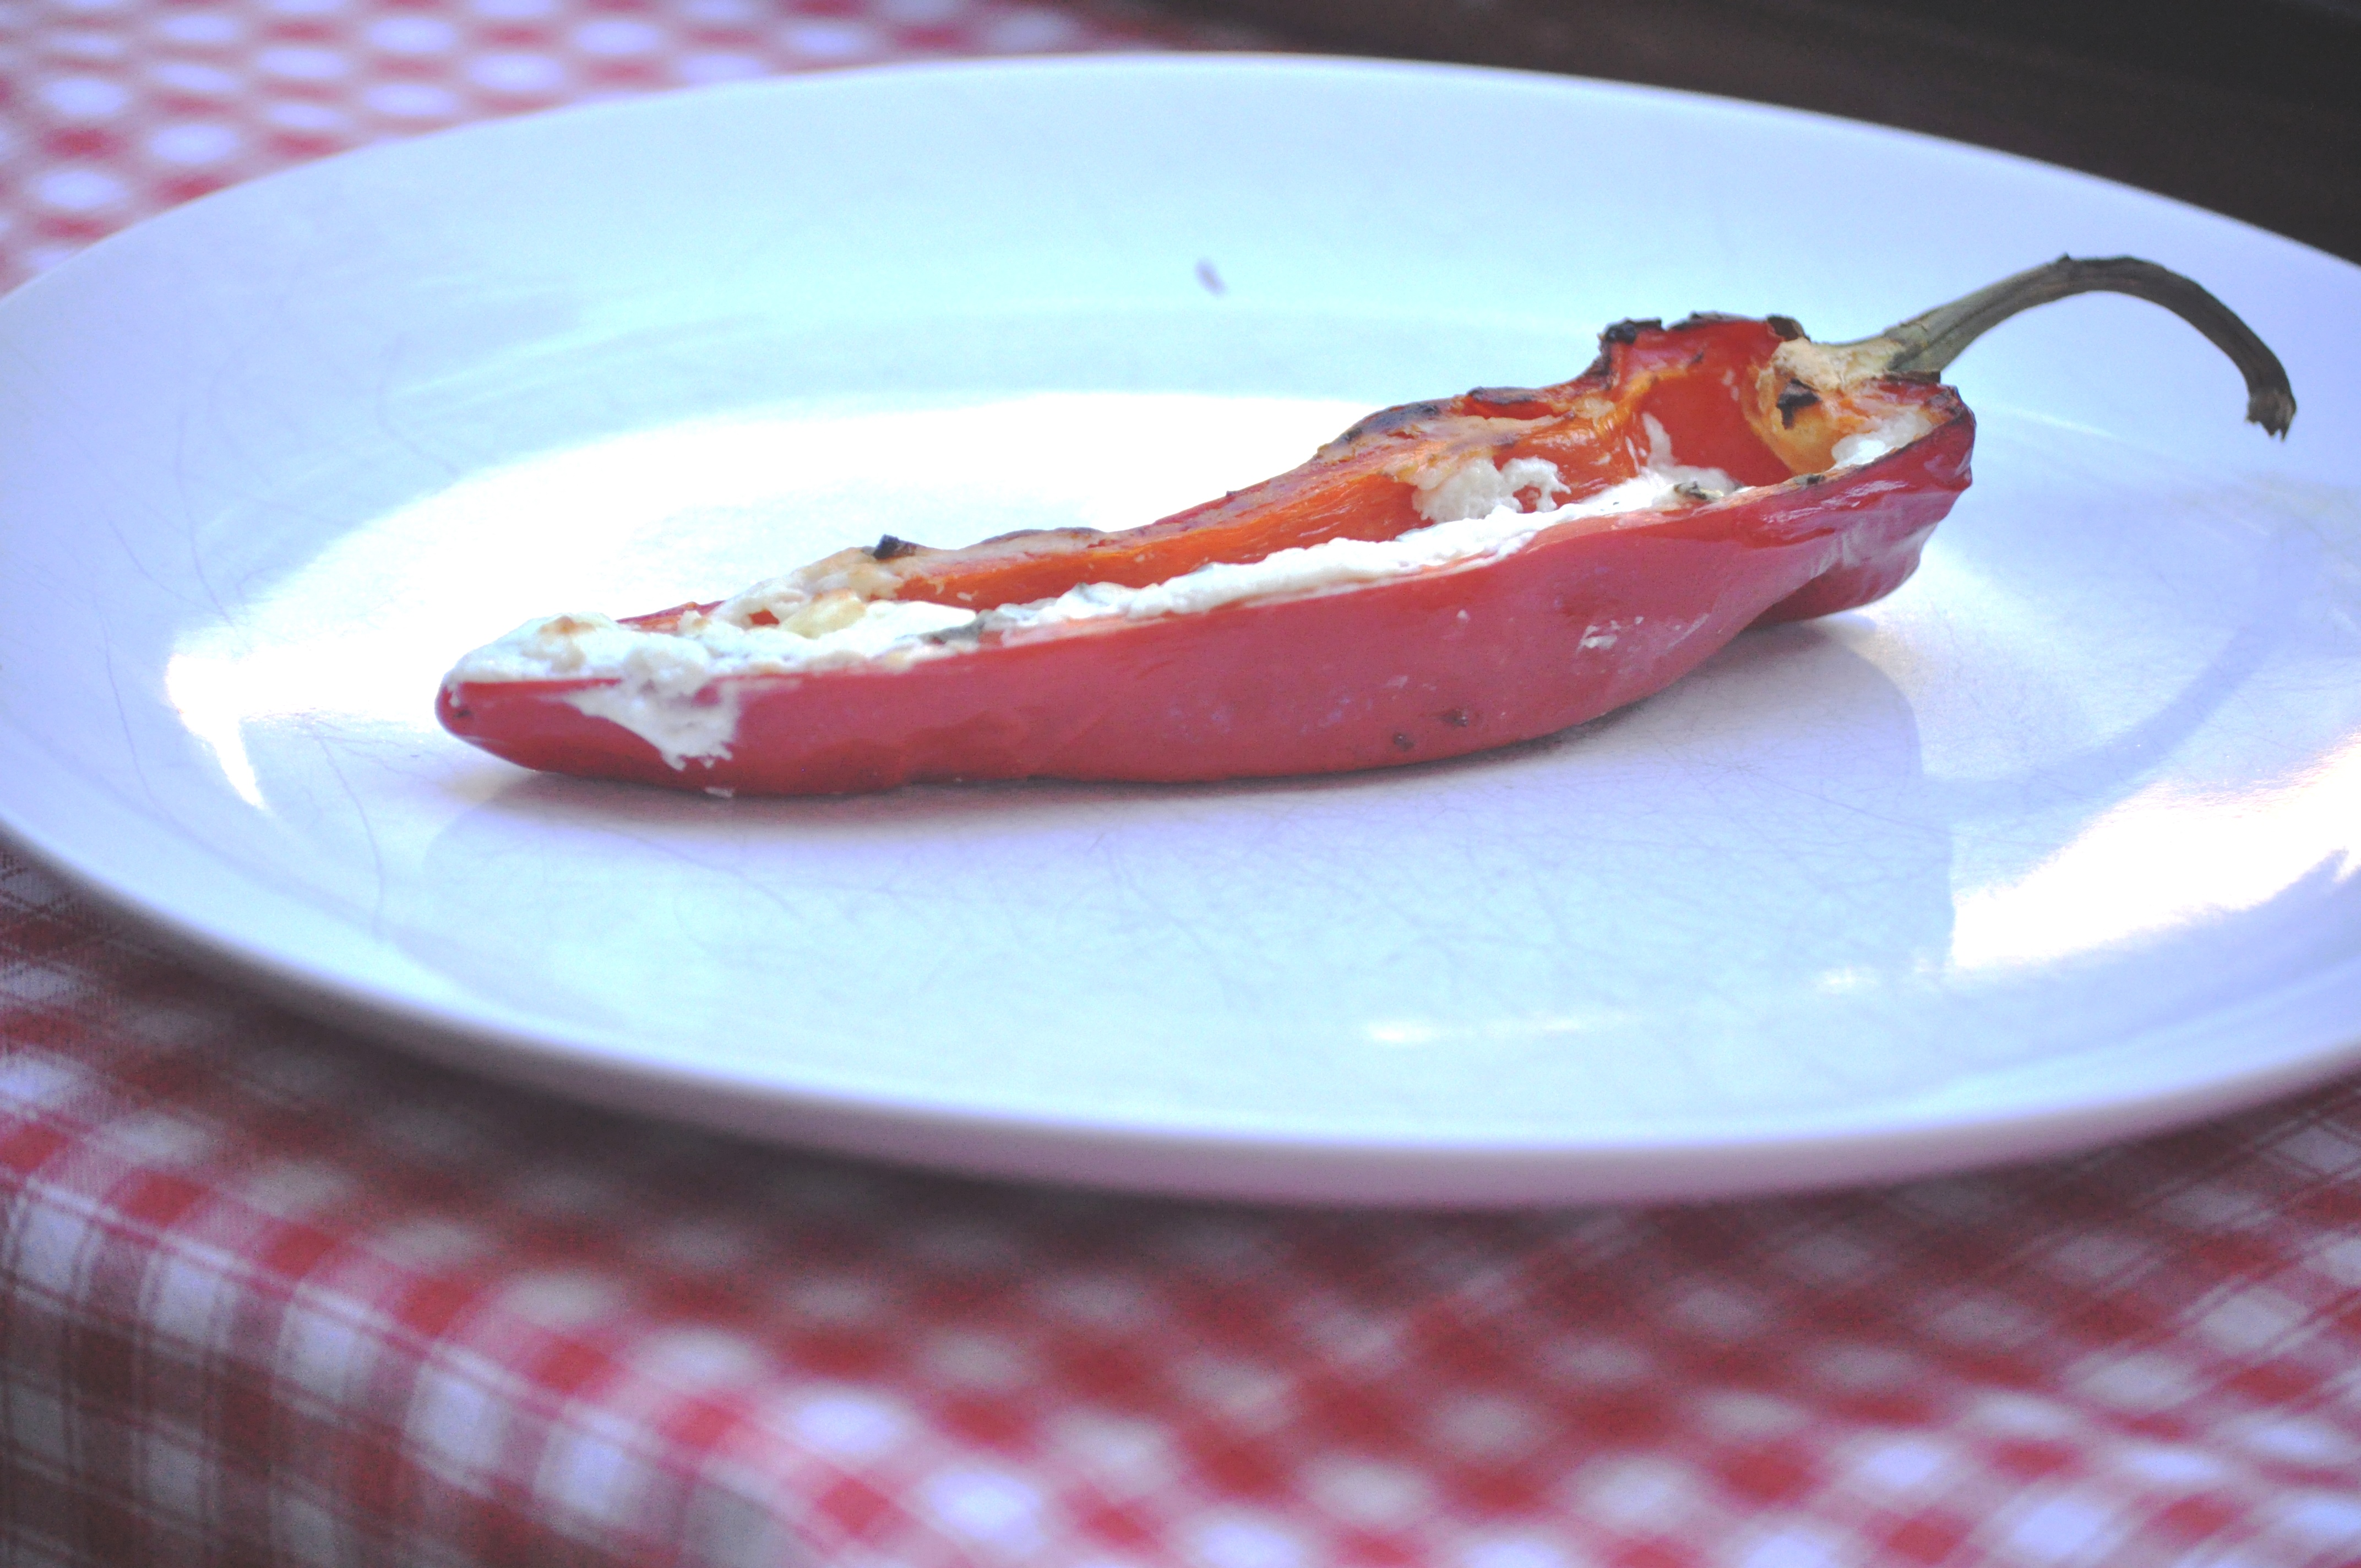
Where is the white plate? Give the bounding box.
[4,58,2360,1205]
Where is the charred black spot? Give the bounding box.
[1392,732,1416,752]
[1688,350,1707,367]
[1466,386,1547,408]
[1799,471,1827,486]
[1601,317,1662,346]
[1440,707,1472,727]
[1765,314,1805,341]
[871,533,921,561]
[1775,378,1821,428]
[977,524,1101,547]
[1669,311,1743,332]
[1335,400,1446,445]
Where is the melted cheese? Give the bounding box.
[446,445,1744,766]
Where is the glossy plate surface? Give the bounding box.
[4,57,2360,1204]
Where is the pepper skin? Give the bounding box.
[437,257,2292,795]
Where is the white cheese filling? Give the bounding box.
[448,598,980,768]
[446,423,1787,767]
[988,445,1730,633]
[1830,406,1936,469]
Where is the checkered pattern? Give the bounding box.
[9,843,2361,1567]
[0,0,1246,291]
[7,4,2361,1563]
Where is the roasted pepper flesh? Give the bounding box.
[750,315,1873,616]
[438,257,2293,796]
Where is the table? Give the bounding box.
[6,4,2361,1564]
[1156,0,2361,266]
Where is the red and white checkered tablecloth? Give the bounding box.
[6,6,2361,1566]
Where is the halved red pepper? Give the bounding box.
[437,257,2293,795]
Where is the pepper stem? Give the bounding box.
[1838,255,2295,437]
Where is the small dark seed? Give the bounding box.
[1601,317,1662,346]
[871,533,920,561]
[1775,378,1821,428]
[1442,708,1472,727]
[1392,732,1416,752]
